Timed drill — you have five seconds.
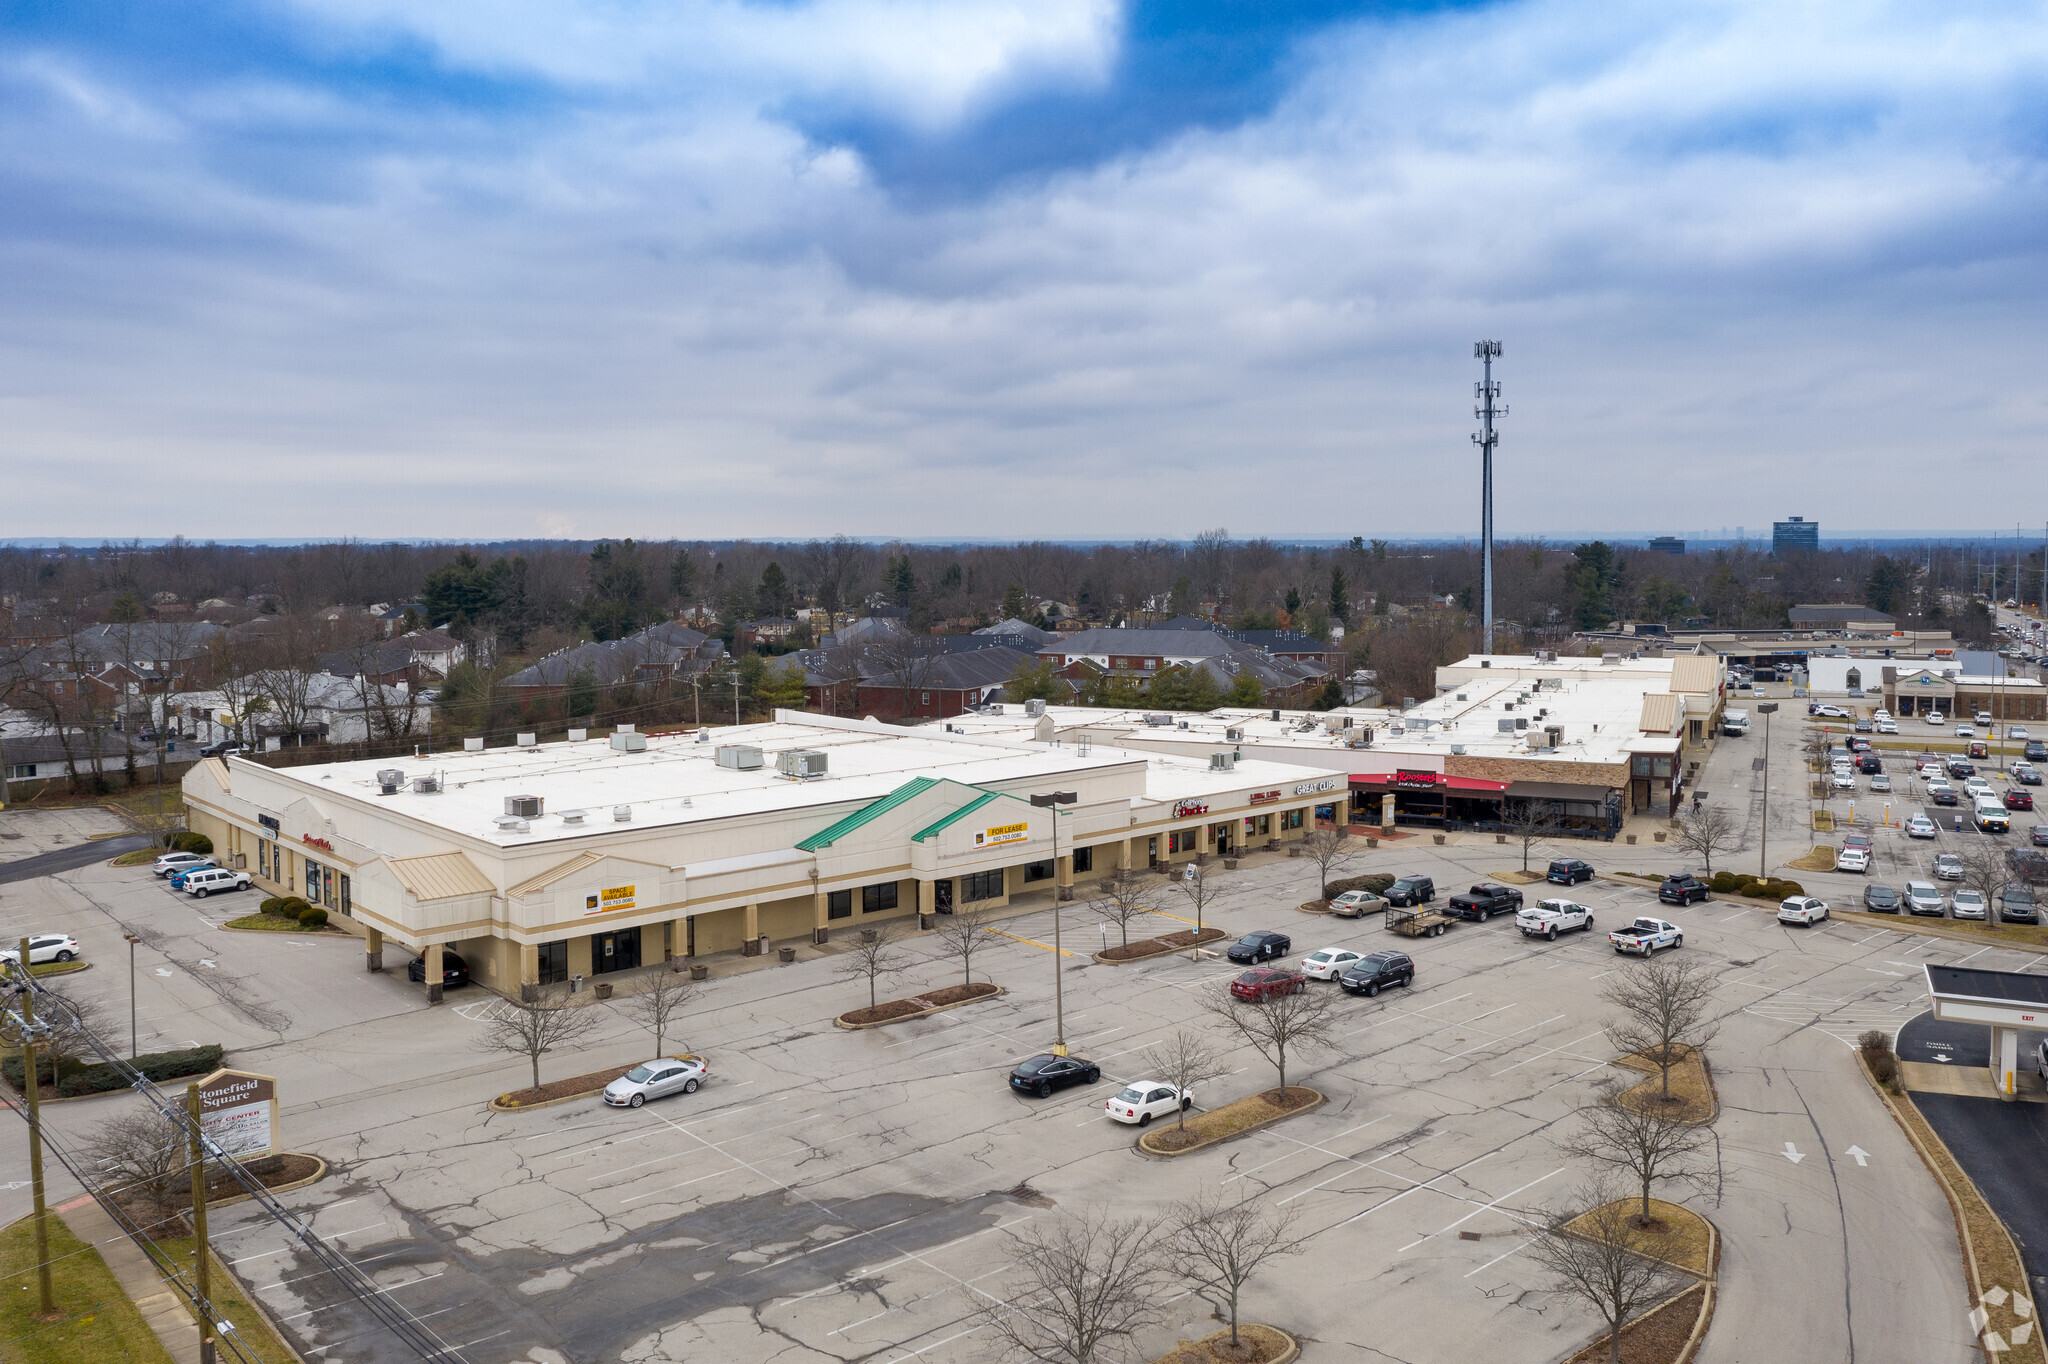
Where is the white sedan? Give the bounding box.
[2012,727,2031,742]
[1869,773,1892,792]
[1778,896,1830,926]
[1951,890,1989,921]
[1876,719,1898,734]
[601,1056,708,1108]
[1873,709,1892,722]
[1106,1080,1192,1126]
[1905,814,1938,838]
[1301,948,1363,980]
[1956,724,1976,738]
[1926,711,1947,726]
[1836,847,1870,873]
[1831,772,1857,791]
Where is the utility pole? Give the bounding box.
[1029,792,1076,1055]
[1756,703,1778,878]
[18,941,54,1317]
[125,932,141,1057]
[1472,341,1505,655]
[187,1083,217,1364]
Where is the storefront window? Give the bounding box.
[828,890,853,919]
[1651,757,1674,780]
[1631,756,1652,777]
[1072,846,1093,873]
[322,865,335,908]
[1023,859,1054,883]
[339,875,351,917]
[962,870,1003,903]
[538,941,568,984]
[862,881,899,913]
[305,859,321,900]
[1281,809,1304,831]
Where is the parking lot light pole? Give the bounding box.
[1030,792,1077,1056]
[124,932,141,1058]
[1757,703,1779,877]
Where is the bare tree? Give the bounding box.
[1601,956,1722,1106]
[1525,1179,1689,1364]
[933,907,994,986]
[1095,866,1158,950]
[1300,826,1356,902]
[624,970,697,1057]
[1956,840,2018,925]
[1139,1030,1229,1133]
[1672,803,1740,878]
[1572,1079,1715,1224]
[1164,1193,1305,1354]
[1176,862,1229,937]
[1502,798,1565,873]
[979,1212,1166,1364]
[1205,982,1338,1100]
[836,922,906,1013]
[471,997,603,1092]
[81,1108,190,1224]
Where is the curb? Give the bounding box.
[218,920,350,937]
[1137,1088,1327,1158]
[210,1154,330,1208]
[1093,930,1228,965]
[490,1054,708,1113]
[834,985,1005,1031]
[1153,1324,1300,1364]
[27,960,92,979]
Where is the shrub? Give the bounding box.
[259,897,288,915]
[5,1044,224,1097]
[1324,873,1396,899]
[1857,1028,1893,1058]
[298,907,328,928]
[171,832,214,856]
[280,897,313,919]
[1709,871,1743,894]
[1868,1052,1900,1087]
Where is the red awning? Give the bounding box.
[1352,774,1509,794]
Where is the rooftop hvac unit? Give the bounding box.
[610,731,647,752]
[375,767,405,795]
[1225,727,1243,742]
[1025,699,1046,717]
[493,815,530,833]
[1270,709,1281,722]
[1144,713,1174,726]
[464,737,485,752]
[558,809,588,825]
[517,732,537,747]
[616,723,636,734]
[1515,717,1528,730]
[1498,719,1516,733]
[1342,716,1353,729]
[411,775,441,794]
[613,804,633,822]
[505,794,543,818]
[1450,744,1466,755]
[1178,720,1190,730]
[777,748,829,779]
[1209,752,1237,771]
[567,727,588,742]
[1455,693,1467,702]
[1545,725,1564,745]
[716,744,763,769]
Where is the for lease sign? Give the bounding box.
[585,884,637,915]
[978,822,1029,848]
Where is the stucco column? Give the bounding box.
[918,879,935,930]
[1056,853,1074,903]
[424,942,444,1005]
[518,942,540,1003]
[363,926,383,972]
[813,887,830,945]
[1119,837,1134,871]
[743,902,761,956]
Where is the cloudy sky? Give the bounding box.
[4,1,2045,541]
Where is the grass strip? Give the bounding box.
[154,1236,300,1364]
[0,1214,176,1364]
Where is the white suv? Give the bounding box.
[181,867,251,898]
[1778,896,1830,926]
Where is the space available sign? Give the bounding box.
[978,822,1030,848]
[196,1068,279,1160]
[585,884,637,915]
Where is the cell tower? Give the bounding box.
[1472,341,1505,654]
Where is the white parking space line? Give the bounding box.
[1335,1149,1499,1228]
[1221,1116,1389,1185]
[1396,1167,1563,1252]
[1488,1029,1606,1076]
[1465,1233,1540,1278]
[618,1164,741,1205]
[1441,1014,1565,1061]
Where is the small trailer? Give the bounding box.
[1384,904,1455,938]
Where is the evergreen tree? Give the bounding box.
[1178,666,1223,712]
[1329,567,1350,624]
[1006,657,1063,702]
[757,562,794,618]
[888,554,916,605]
[759,659,810,710]
[422,550,497,635]
[668,550,698,605]
[488,555,535,652]
[565,665,599,718]
[1283,586,1302,616]
[1167,576,1197,617]
[1226,669,1267,706]
[582,540,655,642]
[1314,677,1344,711]
[1149,665,1188,709]
[1001,582,1029,621]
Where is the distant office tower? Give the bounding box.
[1648,536,1685,555]
[1773,517,1819,555]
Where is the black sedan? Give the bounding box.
[407,950,470,987]
[1226,931,1292,964]
[1009,1054,1100,1098]
[1862,884,1901,914]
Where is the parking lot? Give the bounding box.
[0,806,1989,1364]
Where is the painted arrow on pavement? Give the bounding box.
[1782,1142,1805,1164]
[1845,1146,1870,1166]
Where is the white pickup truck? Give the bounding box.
[1608,917,1682,956]
[1516,898,1596,940]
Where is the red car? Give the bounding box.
[1230,967,1307,1002]
[2008,789,2036,811]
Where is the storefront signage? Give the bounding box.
[1392,770,1443,789]
[585,884,637,915]
[978,822,1029,848]
[1292,779,1342,795]
[301,834,333,852]
[258,814,279,833]
[196,1068,279,1160]
[1172,800,1210,818]
[1247,790,1281,806]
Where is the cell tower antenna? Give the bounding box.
[1472,341,1505,654]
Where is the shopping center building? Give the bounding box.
[179,712,1347,999]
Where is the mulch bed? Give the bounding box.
[496,1063,638,1109]
[1096,927,1228,962]
[1614,1046,1718,1126]
[1141,1086,1323,1156]
[839,981,1000,1026]
[1150,1323,1297,1363]
[116,1152,325,1217]
[1562,1284,1706,1364]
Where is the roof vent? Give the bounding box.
[558,809,587,826]
[464,737,485,752]
[517,732,537,747]
[1178,720,1190,730]
[1270,709,1281,722]
[1455,693,1467,702]
[1480,659,1491,668]
[777,749,829,779]
[411,775,441,794]
[613,804,632,822]
[610,731,647,752]
[493,815,530,833]
[716,744,763,769]
[505,794,543,818]
[568,727,588,742]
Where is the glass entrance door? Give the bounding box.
[592,926,641,974]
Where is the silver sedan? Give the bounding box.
[602,1056,708,1108]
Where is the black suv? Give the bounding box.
[1856,754,1882,774]
[1658,874,1710,906]
[2001,886,2040,925]
[1547,859,1595,885]
[1383,876,1435,907]
[1338,951,1414,997]
[407,950,470,986]
[1009,1054,1101,1097]
[1226,931,1292,964]
[2028,740,2048,763]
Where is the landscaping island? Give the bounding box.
[834,982,1002,1029]
[1138,1087,1324,1157]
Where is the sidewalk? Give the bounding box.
[55,1194,201,1364]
